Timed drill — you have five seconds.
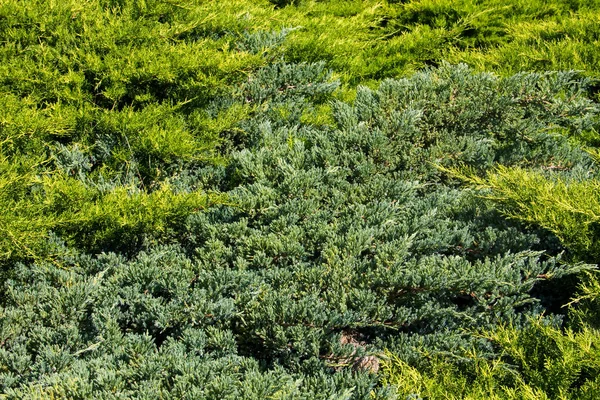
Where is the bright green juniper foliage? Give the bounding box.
[380,260,600,399]
[449,166,600,264]
[2,0,600,399]
[276,0,600,85]
[0,0,269,264]
[380,315,600,400]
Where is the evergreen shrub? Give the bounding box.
[2,0,600,398]
[2,61,599,397]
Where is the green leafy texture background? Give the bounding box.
[1,0,600,398]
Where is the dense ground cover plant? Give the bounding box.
[3,60,600,397]
[268,0,600,87]
[2,0,600,398]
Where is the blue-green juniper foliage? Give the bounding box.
[1,0,600,399]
